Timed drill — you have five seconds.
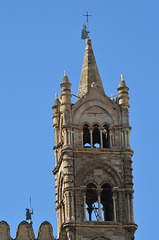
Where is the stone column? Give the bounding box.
[81,131,84,147]
[112,196,117,222]
[71,130,73,146]
[121,131,124,146]
[68,130,71,144]
[125,131,128,146]
[66,230,73,240]
[67,192,71,221]
[112,187,118,222]
[111,134,114,146]
[64,129,68,145]
[114,128,118,146]
[118,190,124,223]
[64,194,68,221]
[97,190,102,221]
[83,193,87,221]
[63,202,65,222]
[127,193,131,222]
[110,133,112,147]
[109,128,114,147]
[99,127,104,148]
[130,194,134,223]
[128,131,130,146]
[71,192,75,221]
[88,127,94,148]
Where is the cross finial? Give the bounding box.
[83,11,92,24]
[81,11,92,40]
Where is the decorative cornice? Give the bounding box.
[62,221,138,230]
[74,148,134,156]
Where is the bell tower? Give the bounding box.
[52,39,137,240]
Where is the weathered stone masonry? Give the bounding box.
[0,38,137,240]
[52,39,137,240]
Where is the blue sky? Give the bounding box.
[0,0,159,239]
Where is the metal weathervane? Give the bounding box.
[25,196,33,221]
[81,11,92,39]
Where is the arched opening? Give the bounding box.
[93,124,100,148]
[83,124,91,148]
[103,124,110,148]
[101,184,113,221]
[86,183,98,221]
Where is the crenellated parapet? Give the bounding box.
[0,221,55,240]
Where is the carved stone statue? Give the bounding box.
[25,208,33,220]
[81,24,90,39]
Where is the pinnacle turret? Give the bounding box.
[77,39,104,100]
[60,71,72,107]
[52,94,60,143]
[53,93,60,107]
[60,71,72,125]
[117,74,129,107]
[118,74,128,89]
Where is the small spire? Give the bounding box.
[117,74,130,106]
[121,74,124,81]
[118,73,128,89]
[61,70,71,85]
[77,39,104,100]
[111,93,114,100]
[53,93,60,107]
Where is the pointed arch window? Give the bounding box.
[83,123,110,149]
[101,184,113,221]
[103,124,110,148]
[83,124,91,148]
[86,183,99,221]
[93,124,100,148]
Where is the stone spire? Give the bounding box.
[117,74,130,107]
[77,39,104,100]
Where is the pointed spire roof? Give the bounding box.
[118,74,129,90]
[53,93,60,107]
[77,39,104,100]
